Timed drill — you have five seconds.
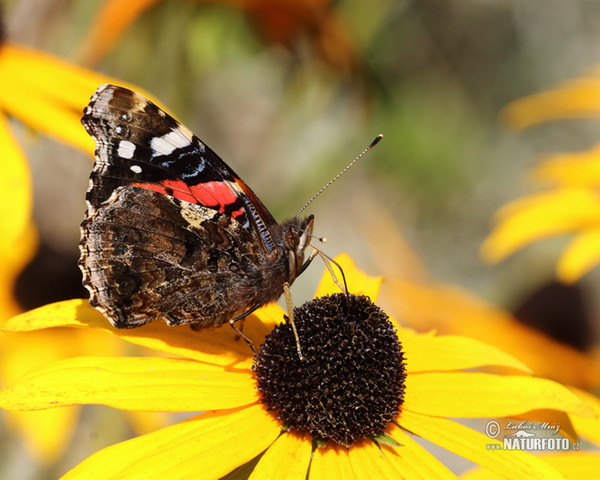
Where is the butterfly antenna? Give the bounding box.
[295,134,383,218]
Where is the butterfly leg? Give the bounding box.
[283,283,304,361]
[299,248,319,275]
[228,304,261,354]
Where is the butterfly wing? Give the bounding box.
[80,84,282,328]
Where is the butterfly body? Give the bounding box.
[80,84,314,329]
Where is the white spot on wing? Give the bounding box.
[150,128,192,157]
[130,165,142,174]
[118,140,136,159]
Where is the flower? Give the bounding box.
[0,254,593,478]
[481,71,600,283]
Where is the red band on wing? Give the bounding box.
[133,179,238,213]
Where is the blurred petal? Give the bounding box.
[403,372,594,418]
[126,410,171,436]
[62,404,281,480]
[248,432,311,480]
[0,42,164,152]
[0,356,257,411]
[399,411,564,480]
[557,229,600,282]
[2,300,261,368]
[0,113,36,319]
[361,200,430,282]
[3,407,78,464]
[481,188,600,264]
[314,253,382,300]
[0,113,32,242]
[76,0,161,67]
[383,423,456,480]
[401,333,532,374]
[501,72,600,129]
[530,146,600,187]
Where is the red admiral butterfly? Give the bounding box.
[80,84,315,350]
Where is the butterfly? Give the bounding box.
[79,84,315,350]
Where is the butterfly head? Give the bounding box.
[280,214,314,282]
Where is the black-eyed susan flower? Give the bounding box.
[0,254,594,478]
[481,71,600,283]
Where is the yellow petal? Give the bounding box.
[346,440,404,479]
[310,443,356,480]
[2,299,261,368]
[557,229,600,282]
[507,409,578,443]
[314,253,382,300]
[249,432,312,480]
[461,452,600,480]
[401,334,532,374]
[568,388,600,447]
[62,404,281,480]
[383,423,456,480]
[403,372,594,418]
[481,188,600,264]
[539,452,600,479]
[0,356,256,412]
[1,299,99,331]
[399,410,565,480]
[501,73,600,129]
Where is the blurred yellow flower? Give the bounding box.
[481,71,600,282]
[0,255,592,479]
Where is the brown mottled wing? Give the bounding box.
[80,186,266,328]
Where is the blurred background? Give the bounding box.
[2,0,600,477]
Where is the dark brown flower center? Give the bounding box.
[253,293,406,447]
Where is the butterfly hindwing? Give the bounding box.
[81,186,268,327]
